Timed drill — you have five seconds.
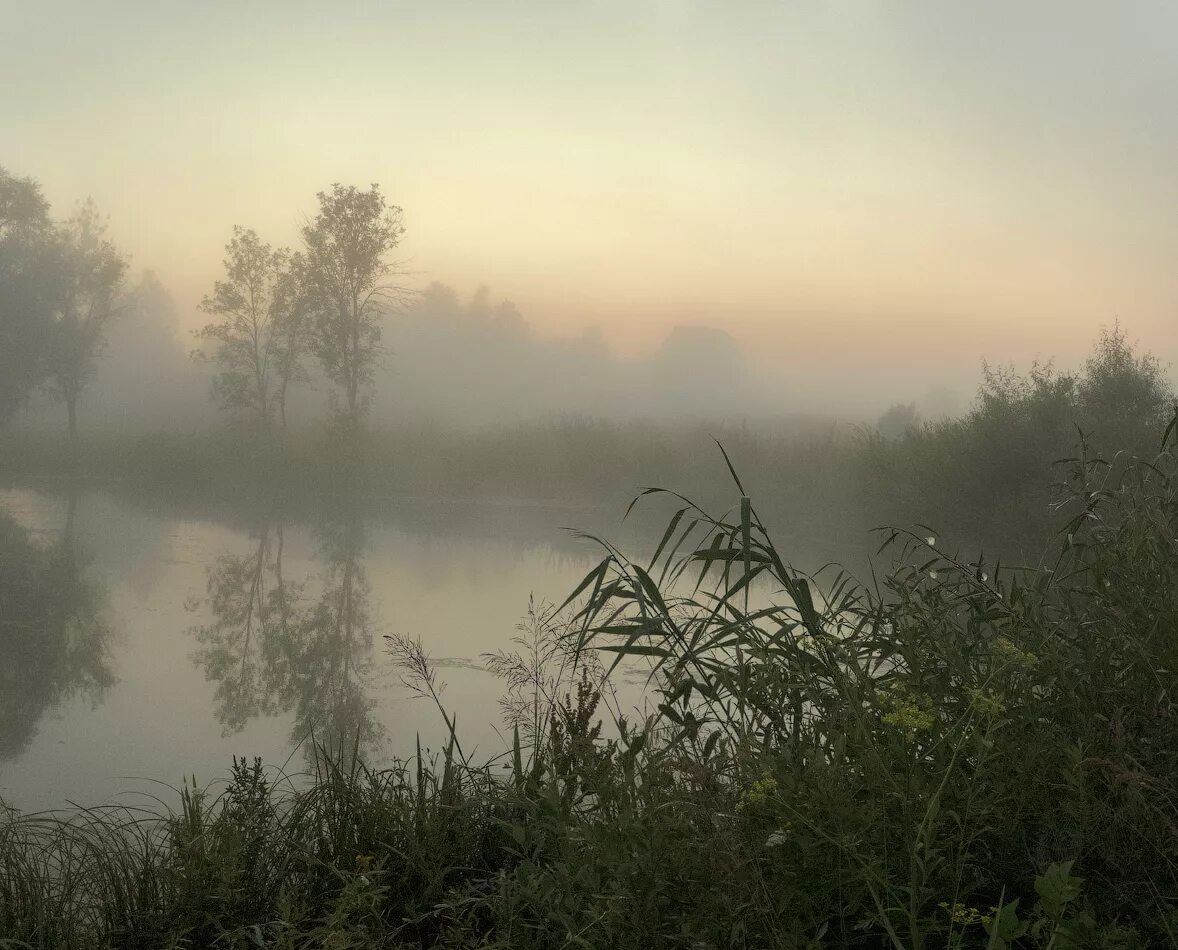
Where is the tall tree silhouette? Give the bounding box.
[0,166,54,421]
[195,228,308,439]
[44,200,127,444]
[301,184,406,432]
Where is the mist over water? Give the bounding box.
[0,486,609,809]
[2,2,1177,820]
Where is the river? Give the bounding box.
[0,484,622,810]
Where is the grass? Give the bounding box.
[3,408,1178,948]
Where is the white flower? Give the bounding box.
[925,536,937,547]
[765,830,788,847]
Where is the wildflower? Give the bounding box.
[965,686,1006,717]
[992,636,1036,669]
[925,535,937,547]
[738,773,779,810]
[939,901,985,926]
[878,683,936,732]
[765,823,791,847]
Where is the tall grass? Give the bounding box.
[554,415,1178,946]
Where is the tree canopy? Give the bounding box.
[300,183,406,428]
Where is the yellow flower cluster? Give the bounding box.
[938,901,992,927]
[992,636,1037,669]
[878,684,937,732]
[965,686,1007,717]
[738,773,779,811]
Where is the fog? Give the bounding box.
[3,1,1178,829]
[12,275,852,436]
[7,2,1178,399]
[10,263,981,438]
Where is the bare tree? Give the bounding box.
[45,199,128,444]
[195,227,308,438]
[301,184,406,430]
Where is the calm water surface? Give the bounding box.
[0,485,617,810]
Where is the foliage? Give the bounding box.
[859,326,1175,558]
[194,227,308,437]
[0,166,54,421]
[876,401,921,440]
[42,198,129,442]
[301,183,407,430]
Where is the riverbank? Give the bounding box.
[4,416,1176,948]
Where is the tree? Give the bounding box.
[44,199,128,443]
[270,253,312,438]
[1078,324,1173,445]
[876,402,922,440]
[195,227,307,437]
[301,183,406,430]
[0,166,50,238]
[0,166,54,421]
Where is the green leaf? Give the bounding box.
[984,898,1027,949]
[1034,860,1083,921]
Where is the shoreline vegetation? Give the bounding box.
[2,327,1172,566]
[3,338,1178,946]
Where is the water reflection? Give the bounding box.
[0,495,114,761]
[0,483,604,808]
[189,507,383,762]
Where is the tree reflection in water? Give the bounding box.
[0,495,114,762]
[189,506,383,763]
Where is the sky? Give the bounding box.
[3,0,1177,409]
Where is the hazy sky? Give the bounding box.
[4,0,1176,402]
